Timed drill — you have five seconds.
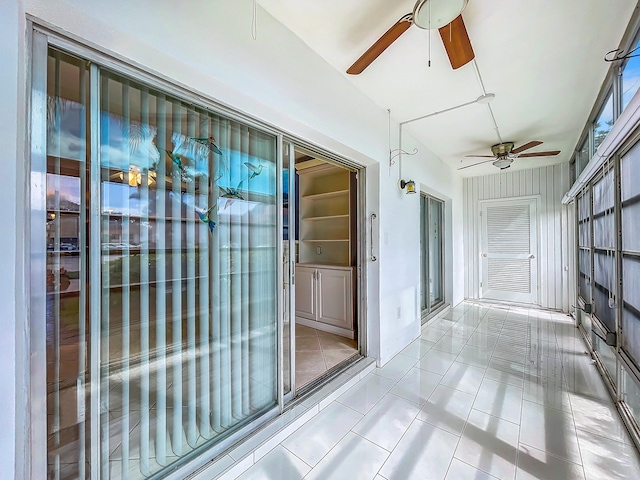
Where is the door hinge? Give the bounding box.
[480,281,483,288]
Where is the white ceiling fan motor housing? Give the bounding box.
[413,0,469,29]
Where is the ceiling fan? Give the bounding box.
[458,141,561,170]
[347,0,474,75]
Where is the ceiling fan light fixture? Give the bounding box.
[492,157,513,169]
[413,0,469,30]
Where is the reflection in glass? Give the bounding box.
[98,70,278,479]
[46,49,89,480]
[623,39,640,112]
[282,149,291,395]
[594,93,614,152]
[429,198,444,308]
[420,194,444,319]
[622,365,640,424]
[575,138,590,176]
[44,46,279,479]
[621,144,640,368]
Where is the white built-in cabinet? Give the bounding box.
[295,265,354,338]
[295,162,356,338]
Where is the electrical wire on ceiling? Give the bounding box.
[251,0,258,40]
[472,59,503,145]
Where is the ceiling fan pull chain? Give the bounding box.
[428,0,431,66]
[251,0,258,40]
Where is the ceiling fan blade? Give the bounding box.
[438,15,474,70]
[464,155,494,158]
[458,159,495,170]
[347,14,413,75]
[511,141,543,154]
[517,151,561,158]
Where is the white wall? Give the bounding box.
[18,0,466,360]
[376,128,464,364]
[3,0,467,473]
[1,0,27,478]
[463,163,571,311]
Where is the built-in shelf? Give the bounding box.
[297,164,354,266]
[295,161,356,339]
[303,214,349,221]
[301,189,349,200]
[301,239,349,242]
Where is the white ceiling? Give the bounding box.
[259,0,637,176]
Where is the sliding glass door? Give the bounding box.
[39,45,280,479]
[420,194,444,321]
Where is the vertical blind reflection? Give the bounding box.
[44,45,279,480]
[45,49,89,480]
[98,70,278,479]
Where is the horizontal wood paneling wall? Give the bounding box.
[463,163,571,311]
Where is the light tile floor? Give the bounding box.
[295,324,358,387]
[230,302,640,480]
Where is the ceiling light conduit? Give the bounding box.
[390,93,495,188]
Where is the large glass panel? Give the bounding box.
[622,255,640,362]
[593,169,615,249]
[592,170,616,331]
[577,190,591,303]
[594,92,614,152]
[428,197,444,308]
[577,138,590,176]
[46,49,89,480]
[282,144,292,395]
[579,309,592,343]
[594,333,617,385]
[578,189,591,247]
[622,364,640,425]
[622,38,640,112]
[99,69,278,478]
[420,195,428,313]
[622,143,640,367]
[420,194,444,318]
[593,250,616,332]
[578,248,591,302]
[45,51,279,479]
[621,143,640,253]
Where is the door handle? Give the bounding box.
[370,213,377,262]
[529,254,535,259]
[482,253,487,257]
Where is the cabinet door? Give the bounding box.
[317,268,353,329]
[295,266,316,320]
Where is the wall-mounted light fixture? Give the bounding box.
[399,179,417,194]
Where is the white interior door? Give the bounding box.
[481,198,538,304]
